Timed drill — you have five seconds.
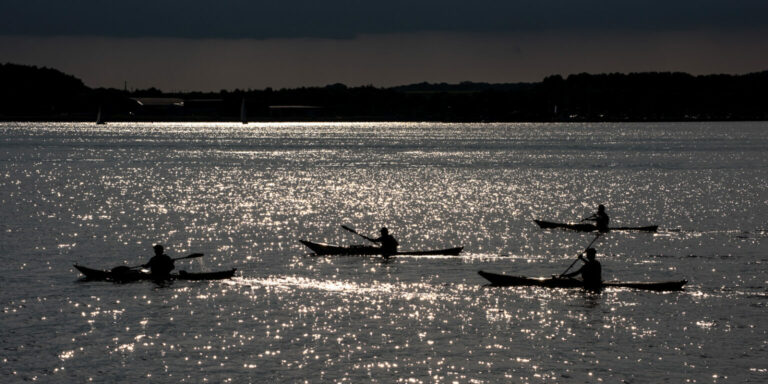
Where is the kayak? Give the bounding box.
[478,270,686,291]
[534,219,658,232]
[299,240,463,256]
[74,264,236,282]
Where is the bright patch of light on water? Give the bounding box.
[1,122,767,382]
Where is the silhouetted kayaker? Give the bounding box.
[143,244,174,277]
[562,248,602,290]
[584,204,610,231]
[361,227,399,257]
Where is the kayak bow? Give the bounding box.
[299,240,463,256]
[534,219,658,232]
[478,270,686,291]
[74,265,236,282]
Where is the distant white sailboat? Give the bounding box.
[96,105,105,125]
[240,98,248,124]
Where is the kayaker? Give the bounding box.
[584,204,610,232]
[561,248,602,290]
[361,227,399,257]
[143,244,175,277]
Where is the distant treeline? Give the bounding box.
[1,62,767,122]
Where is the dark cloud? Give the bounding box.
[1,1,767,39]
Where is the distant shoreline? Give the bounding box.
[3,118,767,124]
[3,63,768,122]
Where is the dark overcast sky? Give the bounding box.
[1,1,766,90]
[3,1,767,38]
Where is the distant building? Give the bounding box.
[129,97,184,118]
[131,98,185,107]
[129,98,229,119]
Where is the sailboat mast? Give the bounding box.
[96,105,105,125]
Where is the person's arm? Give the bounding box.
[562,266,582,278]
[164,255,175,270]
[362,235,380,243]
[560,256,585,277]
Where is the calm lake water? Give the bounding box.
[1,122,766,383]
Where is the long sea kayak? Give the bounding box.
[534,219,658,232]
[74,265,236,282]
[478,270,686,291]
[299,240,463,256]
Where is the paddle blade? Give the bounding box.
[341,225,357,234]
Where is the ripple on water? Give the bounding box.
[1,122,767,382]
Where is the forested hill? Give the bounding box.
[1,63,766,121]
[0,63,89,116]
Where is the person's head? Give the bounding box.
[597,204,605,212]
[380,227,389,235]
[586,248,597,260]
[153,244,164,255]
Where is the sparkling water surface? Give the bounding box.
[1,122,766,382]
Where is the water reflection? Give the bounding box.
[1,122,767,382]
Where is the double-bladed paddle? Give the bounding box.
[341,225,376,243]
[110,253,204,274]
[559,233,602,277]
